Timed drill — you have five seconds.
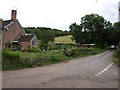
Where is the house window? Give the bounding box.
[32,41,35,46]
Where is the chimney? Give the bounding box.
[11,10,17,20]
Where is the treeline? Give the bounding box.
[69,14,120,48]
[23,27,70,39]
[23,13,120,49]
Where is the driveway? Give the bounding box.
[2,50,118,88]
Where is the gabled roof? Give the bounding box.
[18,35,34,42]
[2,19,26,34]
[2,20,14,29]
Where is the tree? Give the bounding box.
[107,22,120,45]
[39,30,55,51]
[69,23,82,46]
[113,22,120,42]
[70,14,113,48]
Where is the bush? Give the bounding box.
[48,43,75,50]
[64,47,102,57]
[20,57,49,67]
[2,47,104,71]
[27,46,41,52]
[2,50,20,60]
[2,50,22,70]
[118,43,120,58]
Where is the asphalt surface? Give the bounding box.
[2,50,118,88]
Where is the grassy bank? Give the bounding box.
[2,47,106,71]
[112,43,120,67]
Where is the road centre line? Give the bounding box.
[95,63,113,77]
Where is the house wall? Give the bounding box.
[3,21,24,43]
[2,21,23,49]
[2,10,39,50]
[2,10,25,49]
[20,42,31,50]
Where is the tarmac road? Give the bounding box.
[2,50,118,88]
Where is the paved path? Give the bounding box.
[2,50,118,88]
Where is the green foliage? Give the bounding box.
[39,30,55,51]
[27,46,41,52]
[24,27,71,51]
[2,50,20,60]
[24,27,70,39]
[64,47,103,57]
[2,50,69,70]
[69,23,82,45]
[112,42,120,67]
[48,43,75,50]
[118,43,120,59]
[108,22,120,45]
[48,51,67,62]
[2,50,22,70]
[70,14,113,48]
[2,47,105,70]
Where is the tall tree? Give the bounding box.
[70,14,112,48]
[107,22,120,45]
[69,23,82,46]
[39,30,55,51]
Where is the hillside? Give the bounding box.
[54,35,75,44]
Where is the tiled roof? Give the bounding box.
[2,20,13,28]
[18,35,34,42]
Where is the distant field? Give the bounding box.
[54,35,75,44]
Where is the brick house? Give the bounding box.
[0,10,38,50]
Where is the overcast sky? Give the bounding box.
[0,0,120,30]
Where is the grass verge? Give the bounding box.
[112,50,119,66]
[112,43,120,67]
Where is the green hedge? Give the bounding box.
[64,47,102,57]
[2,50,22,70]
[2,47,105,70]
[2,50,69,70]
[3,50,20,59]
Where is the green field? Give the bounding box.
[54,35,75,44]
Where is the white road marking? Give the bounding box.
[95,63,113,77]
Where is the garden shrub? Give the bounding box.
[28,46,41,52]
[2,50,20,59]
[49,55,58,62]
[48,43,75,50]
[64,47,101,57]
[2,50,21,65]
[2,47,103,70]
[2,50,22,70]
